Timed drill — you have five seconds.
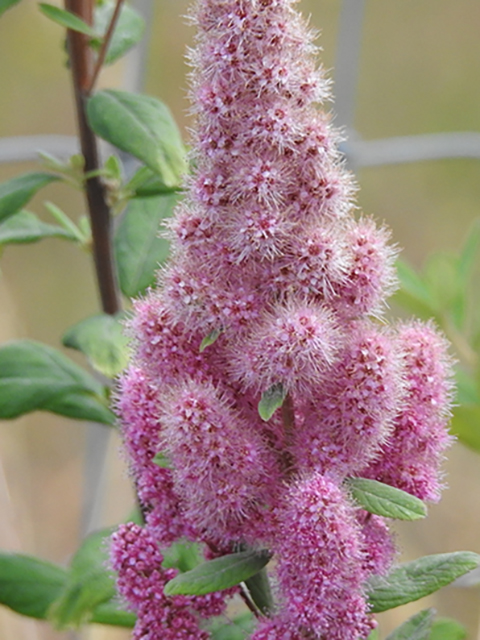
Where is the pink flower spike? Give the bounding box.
[110,523,213,640]
[273,473,375,640]
[229,301,342,396]
[363,321,455,501]
[159,378,280,542]
[115,366,187,545]
[335,218,399,318]
[293,322,405,476]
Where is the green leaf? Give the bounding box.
[44,201,87,243]
[210,612,256,640]
[127,167,181,198]
[91,599,136,627]
[0,0,21,18]
[93,1,145,65]
[423,253,462,327]
[104,155,123,182]
[87,90,187,187]
[394,259,437,319]
[450,405,480,453]
[258,383,286,421]
[0,210,76,246]
[346,478,427,521]
[49,528,116,629]
[114,194,176,297]
[366,630,379,640]
[244,567,273,616]
[0,340,114,425]
[0,551,135,628]
[39,3,97,35]
[385,608,435,640]
[0,172,58,224]
[457,219,480,282]
[162,541,202,574]
[164,549,272,597]
[455,368,479,405]
[368,552,480,613]
[62,313,129,378]
[152,451,171,469]
[200,328,223,353]
[429,617,467,640]
[0,553,67,619]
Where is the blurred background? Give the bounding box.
[0,0,479,638]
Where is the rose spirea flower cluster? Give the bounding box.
[112,1,454,638]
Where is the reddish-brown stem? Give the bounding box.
[87,0,125,94]
[65,0,121,315]
[239,586,261,618]
[281,393,296,476]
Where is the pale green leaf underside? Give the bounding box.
[258,383,286,421]
[347,477,427,521]
[62,313,129,378]
[87,90,186,187]
[385,608,435,640]
[368,552,480,613]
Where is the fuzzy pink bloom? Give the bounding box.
[128,294,209,384]
[274,223,350,300]
[162,257,262,333]
[249,616,307,640]
[273,473,375,640]
[229,301,342,395]
[115,0,455,635]
[335,219,399,318]
[159,378,279,542]
[115,366,188,545]
[363,321,454,501]
[357,512,396,577]
[110,523,213,640]
[293,323,405,476]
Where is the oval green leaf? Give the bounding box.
[91,600,136,628]
[87,90,187,187]
[210,612,256,640]
[0,210,76,245]
[450,405,480,453]
[49,528,116,629]
[126,166,181,198]
[39,3,97,36]
[244,567,273,616]
[429,617,467,640]
[164,549,272,597]
[62,313,129,378]
[385,608,435,640]
[0,553,67,620]
[0,172,59,224]
[200,328,223,353]
[258,383,286,421]
[93,1,145,65]
[0,340,114,424]
[346,478,427,521]
[114,194,176,298]
[368,552,480,613]
[0,0,21,17]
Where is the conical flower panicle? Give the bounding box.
[364,321,455,501]
[273,474,375,640]
[159,378,281,542]
[113,1,454,638]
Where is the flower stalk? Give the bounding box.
[112,1,455,638]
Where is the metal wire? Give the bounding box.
[0,135,78,165]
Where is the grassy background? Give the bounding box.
[0,0,480,638]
